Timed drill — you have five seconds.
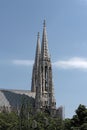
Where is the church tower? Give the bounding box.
[35,20,56,114]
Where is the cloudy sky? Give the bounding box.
[0,0,87,118]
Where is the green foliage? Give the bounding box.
[0,112,19,130]
[63,104,87,130]
[63,118,71,130]
[76,104,87,124]
[80,123,87,130]
[1,104,87,130]
[28,112,63,130]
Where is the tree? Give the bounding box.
[80,123,87,130]
[76,104,87,125]
[70,104,87,130]
[0,112,19,130]
[63,118,71,130]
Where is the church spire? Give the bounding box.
[31,32,41,92]
[35,32,41,67]
[41,20,49,59]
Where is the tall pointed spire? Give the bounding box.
[31,32,41,92]
[35,32,41,67]
[41,20,49,59]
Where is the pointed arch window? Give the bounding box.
[45,66,48,91]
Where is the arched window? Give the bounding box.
[45,66,48,91]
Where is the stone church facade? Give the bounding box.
[0,21,64,119]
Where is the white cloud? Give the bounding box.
[12,57,87,70]
[12,60,34,66]
[53,57,87,70]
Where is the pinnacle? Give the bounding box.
[41,20,49,59]
[37,32,40,38]
[43,19,46,27]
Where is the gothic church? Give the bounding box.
[0,20,63,119]
[31,20,63,117]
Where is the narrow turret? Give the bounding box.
[35,32,41,67]
[31,32,41,92]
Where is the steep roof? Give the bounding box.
[0,89,35,111]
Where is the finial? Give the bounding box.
[43,19,46,27]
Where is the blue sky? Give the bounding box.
[0,0,87,118]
